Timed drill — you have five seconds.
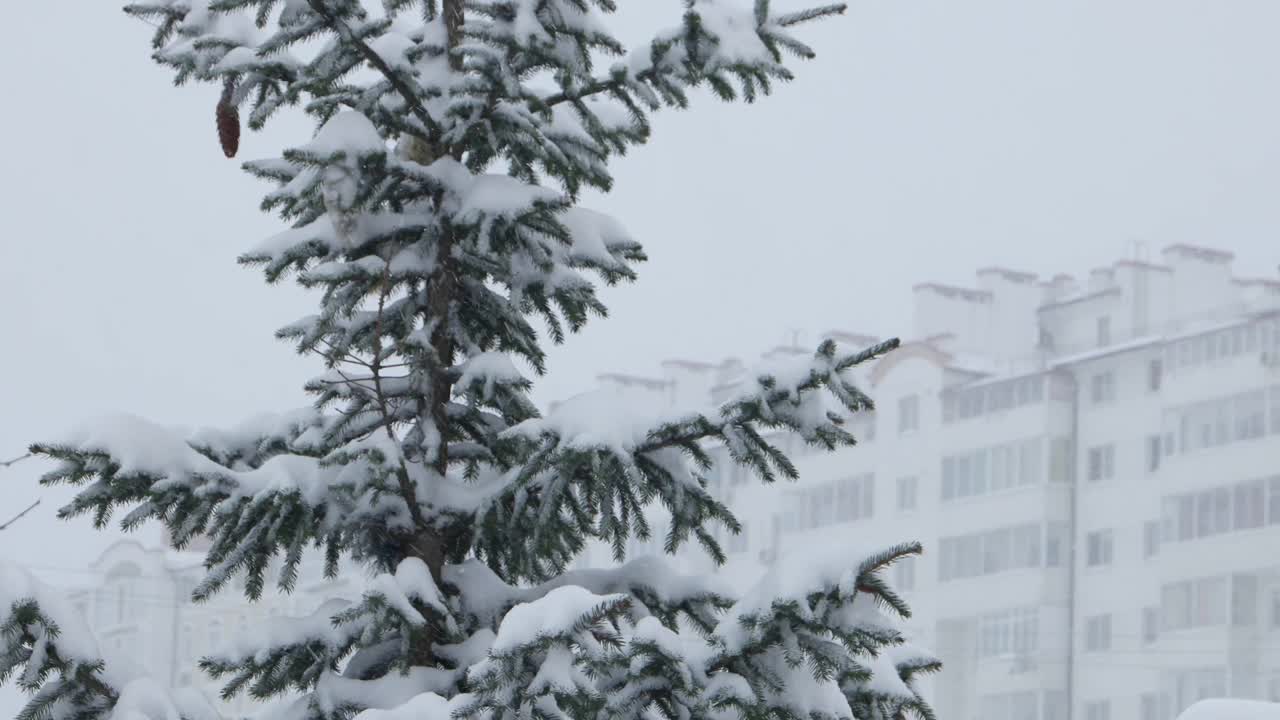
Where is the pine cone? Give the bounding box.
[216,79,240,158]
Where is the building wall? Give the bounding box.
[67,540,362,720]
[578,245,1280,720]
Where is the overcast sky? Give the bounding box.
[4,0,1280,714]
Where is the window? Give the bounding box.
[1013,524,1042,568]
[1090,372,1116,404]
[896,476,918,512]
[1087,444,1115,482]
[1097,317,1111,347]
[103,562,142,626]
[1085,700,1111,720]
[1045,524,1066,567]
[1169,389,1269,455]
[942,440,1042,503]
[1165,476,1280,545]
[1140,694,1160,720]
[1049,436,1074,483]
[728,524,749,554]
[1148,358,1163,392]
[940,524,1043,581]
[1084,614,1112,651]
[1233,574,1258,626]
[208,619,224,653]
[834,474,874,522]
[1143,521,1160,559]
[1173,669,1226,712]
[980,692,1039,720]
[982,528,1012,574]
[977,607,1038,658]
[1146,435,1161,472]
[1086,529,1113,567]
[898,395,919,434]
[894,556,916,592]
[1163,577,1227,630]
[180,623,193,658]
[1018,438,1043,484]
[944,377,1045,424]
[1044,692,1068,720]
[1142,607,1159,645]
[806,485,835,529]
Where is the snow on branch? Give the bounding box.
[29,412,418,603]
[0,560,219,720]
[448,539,931,720]
[473,338,897,582]
[202,558,466,710]
[444,555,734,636]
[710,541,938,720]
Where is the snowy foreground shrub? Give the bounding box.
[4,1,939,720]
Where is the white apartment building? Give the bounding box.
[65,534,363,719]
[576,243,1280,720]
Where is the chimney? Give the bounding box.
[1160,244,1238,327]
[1040,274,1078,305]
[1087,267,1115,294]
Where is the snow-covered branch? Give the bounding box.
[0,560,219,720]
[473,338,897,582]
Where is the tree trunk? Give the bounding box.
[398,0,465,671]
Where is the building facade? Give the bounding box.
[65,535,364,719]
[576,244,1280,720]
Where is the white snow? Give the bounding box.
[541,555,735,610]
[222,598,354,664]
[188,408,322,461]
[350,691,462,720]
[303,111,388,158]
[55,414,347,508]
[689,0,772,69]
[558,207,636,271]
[435,628,496,670]
[313,669,457,719]
[455,352,527,401]
[211,46,260,73]
[754,647,854,719]
[109,679,220,720]
[715,543,886,654]
[1177,700,1280,720]
[491,585,627,652]
[527,645,590,695]
[863,650,913,698]
[504,385,710,456]
[1,560,217,720]
[445,555,732,635]
[369,31,417,71]
[366,557,449,624]
[0,560,103,663]
[442,560,519,625]
[423,158,563,223]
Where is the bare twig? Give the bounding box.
[0,500,40,532]
[1,453,32,468]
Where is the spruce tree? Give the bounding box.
[2,1,940,720]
